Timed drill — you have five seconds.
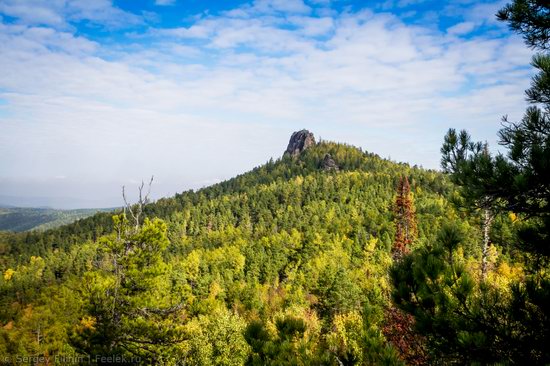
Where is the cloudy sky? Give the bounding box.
[0,0,534,208]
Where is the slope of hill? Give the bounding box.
[0,135,463,364]
[0,207,113,232]
[0,139,451,262]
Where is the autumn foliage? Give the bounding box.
[393,176,417,258]
[383,307,427,365]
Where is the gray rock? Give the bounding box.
[321,153,339,171]
[285,130,316,157]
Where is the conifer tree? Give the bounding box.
[393,176,417,258]
[441,131,497,279]
[72,215,186,362]
[387,177,424,364]
[72,182,187,362]
[392,1,550,363]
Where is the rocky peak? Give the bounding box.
[321,153,339,171]
[285,130,316,157]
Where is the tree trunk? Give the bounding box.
[481,207,493,280]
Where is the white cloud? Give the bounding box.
[465,0,507,25]
[288,15,334,36]
[154,24,212,39]
[444,0,508,29]
[0,1,65,26]
[252,0,311,14]
[0,1,534,205]
[447,21,476,35]
[397,0,429,7]
[0,0,141,29]
[155,0,176,5]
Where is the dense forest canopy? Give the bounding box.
[0,141,458,364]
[0,1,549,365]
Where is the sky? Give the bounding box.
[0,0,534,208]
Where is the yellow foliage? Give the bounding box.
[326,311,364,363]
[325,207,336,223]
[22,305,33,319]
[3,268,15,281]
[80,316,97,331]
[365,237,378,253]
[497,262,523,279]
[209,282,223,299]
[487,261,524,291]
[184,250,201,280]
[487,245,499,267]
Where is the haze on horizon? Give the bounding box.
[0,0,532,209]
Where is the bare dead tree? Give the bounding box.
[122,176,154,232]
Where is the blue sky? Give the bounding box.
[0,0,534,208]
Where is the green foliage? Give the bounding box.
[0,141,454,364]
[497,0,550,50]
[71,215,187,363]
[184,309,250,366]
[391,3,550,364]
[313,266,362,321]
[391,223,549,363]
[244,316,316,366]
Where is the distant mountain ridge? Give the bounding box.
[0,194,121,210]
[0,207,113,232]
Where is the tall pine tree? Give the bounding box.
[393,176,417,258]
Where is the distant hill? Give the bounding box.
[0,207,113,232]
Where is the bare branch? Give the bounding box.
[122,185,138,227]
[144,175,154,204]
[121,176,154,231]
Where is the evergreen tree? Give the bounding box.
[497,0,550,49]
[393,176,417,258]
[72,214,186,363]
[441,130,497,279]
[393,1,550,363]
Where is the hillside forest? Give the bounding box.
[0,1,548,364]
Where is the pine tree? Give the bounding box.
[388,177,424,364]
[441,131,497,279]
[393,176,417,258]
[72,215,187,362]
[73,182,187,362]
[392,2,550,363]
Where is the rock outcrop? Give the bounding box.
[285,130,316,157]
[321,153,339,171]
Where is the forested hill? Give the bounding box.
[0,133,462,363]
[0,133,519,363]
[0,138,449,265]
[0,207,112,233]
